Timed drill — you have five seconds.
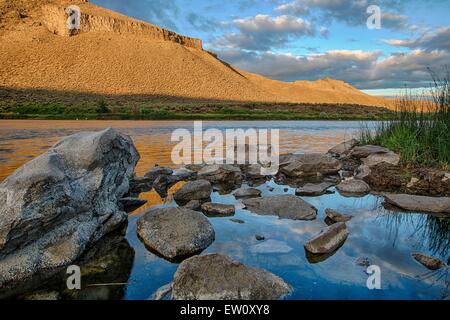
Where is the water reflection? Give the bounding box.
[0,120,448,300]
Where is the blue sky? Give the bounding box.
[91,0,450,95]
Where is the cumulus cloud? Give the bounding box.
[216,47,449,89]
[386,27,450,51]
[215,15,317,51]
[276,0,408,30]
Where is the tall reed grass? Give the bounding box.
[360,68,450,170]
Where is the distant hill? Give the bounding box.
[0,0,389,108]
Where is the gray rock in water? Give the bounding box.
[243,195,317,220]
[201,202,236,217]
[233,187,262,198]
[280,153,342,178]
[129,176,153,194]
[304,222,349,254]
[136,207,215,261]
[355,257,371,267]
[144,166,173,180]
[328,139,358,157]
[171,254,292,300]
[0,128,139,290]
[350,145,391,159]
[362,151,400,167]
[251,240,293,254]
[198,164,242,185]
[173,180,212,205]
[325,209,353,223]
[295,182,334,196]
[230,219,245,224]
[336,179,370,196]
[183,200,202,211]
[119,197,147,213]
[243,164,271,179]
[412,253,447,270]
[384,194,450,214]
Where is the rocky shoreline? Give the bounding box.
[0,129,448,300]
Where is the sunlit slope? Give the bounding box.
[0,0,389,107]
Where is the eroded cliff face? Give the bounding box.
[1,0,202,49]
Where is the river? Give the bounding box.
[0,120,448,300]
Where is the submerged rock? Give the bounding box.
[280,153,342,179]
[201,202,235,217]
[251,240,293,254]
[233,187,262,198]
[136,207,215,261]
[336,179,370,196]
[256,235,266,241]
[328,139,358,157]
[295,182,334,196]
[325,209,353,223]
[171,254,292,300]
[304,222,349,254]
[412,253,447,270]
[384,194,450,214]
[242,195,317,220]
[173,180,212,205]
[355,257,371,267]
[0,128,139,290]
[230,218,245,224]
[198,164,242,185]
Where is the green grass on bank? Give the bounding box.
[0,100,392,121]
[360,69,450,170]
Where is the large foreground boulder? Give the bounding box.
[384,194,450,214]
[0,128,139,289]
[304,222,349,254]
[173,180,212,205]
[171,254,292,300]
[242,195,317,220]
[279,153,342,179]
[137,207,215,261]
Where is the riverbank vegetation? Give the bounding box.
[360,69,450,170]
[0,100,392,121]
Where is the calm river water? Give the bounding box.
[0,120,448,300]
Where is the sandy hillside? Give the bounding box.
[0,0,389,107]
